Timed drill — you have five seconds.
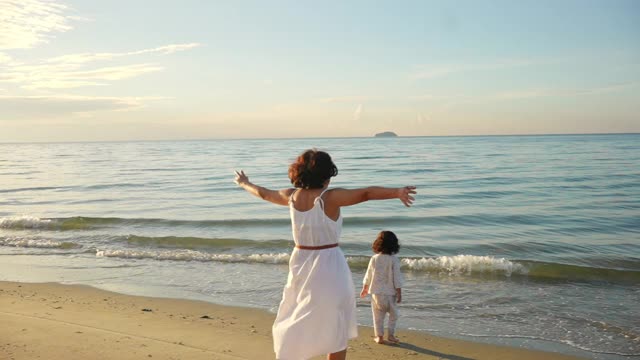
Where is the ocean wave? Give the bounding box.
[92,250,640,283]
[0,215,427,230]
[0,215,292,230]
[124,235,293,249]
[3,213,555,230]
[6,213,636,235]
[95,249,290,264]
[0,216,53,229]
[91,250,525,276]
[401,255,528,276]
[0,186,70,194]
[520,260,640,283]
[399,256,640,283]
[0,237,80,249]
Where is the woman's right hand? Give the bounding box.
[398,186,417,207]
[234,170,249,186]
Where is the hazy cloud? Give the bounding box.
[353,104,363,121]
[0,0,200,90]
[319,95,371,103]
[0,0,74,50]
[417,113,426,125]
[490,82,640,99]
[411,82,639,103]
[0,52,12,64]
[3,63,165,90]
[0,43,199,89]
[409,94,462,101]
[409,82,640,113]
[0,94,166,119]
[45,43,201,65]
[411,59,544,80]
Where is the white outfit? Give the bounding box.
[363,254,404,337]
[371,294,398,337]
[272,188,358,360]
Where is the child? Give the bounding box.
[360,230,404,344]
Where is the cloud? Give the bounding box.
[45,43,201,64]
[0,0,201,90]
[318,95,371,103]
[353,104,363,121]
[0,94,167,119]
[409,82,640,110]
[409,94,462,101]
[0,0,75,50]
[417,113,426,125]
[0,43,200,89]
[0,1,199,124]
[497,82,640,99]
[2,63,165,90]
[411,59,544,80]
[0,52,12,64]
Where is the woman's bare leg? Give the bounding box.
[327,349,347,360]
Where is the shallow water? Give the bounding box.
[1,134,639,359]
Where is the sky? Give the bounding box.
[0,0,639,142]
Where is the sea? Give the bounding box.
[0,134,638,359]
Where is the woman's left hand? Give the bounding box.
[234,170,249,186]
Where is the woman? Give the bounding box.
[234,149,416,360]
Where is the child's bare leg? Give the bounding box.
[327,349,347,360]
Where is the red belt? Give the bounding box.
[295,243,339,250]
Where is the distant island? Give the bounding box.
[374,131,398,137]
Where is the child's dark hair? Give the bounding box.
[372,230,400,255]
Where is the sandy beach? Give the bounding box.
[0,281,587,360]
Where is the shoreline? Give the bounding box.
[0,281,588,360]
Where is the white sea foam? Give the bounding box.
[0,237,75,249]
[401,255,528,276]
[96,249,290,264]
[92,250,527,276]
[0,215,52,229]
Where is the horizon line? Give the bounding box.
[1,131,638,145]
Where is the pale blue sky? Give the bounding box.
[0,0,638,141]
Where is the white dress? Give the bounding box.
[272,188,358,360]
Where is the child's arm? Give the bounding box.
[361,257,375,297]
[393,255,404,303]
[360,284,369,298]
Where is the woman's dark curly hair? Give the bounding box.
[288,149,338,189]
[372,230,400,255]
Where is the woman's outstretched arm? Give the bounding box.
[234,170,294,206]
[328,186,416,208]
